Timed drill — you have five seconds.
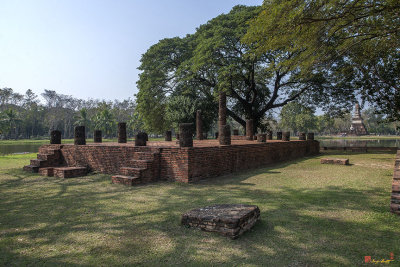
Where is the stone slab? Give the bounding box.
[320,158,349,165]
[181,204,260,239]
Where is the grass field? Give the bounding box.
[0,151,399,266]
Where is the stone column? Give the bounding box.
[118,122,127,143]
[246,119,254,140]
[196,110,203,140]
[219,91,227,127]
[307,133,315,140]
[257,134,266,143]
[74,126,86,145]
[50,130,61,144]
[165,130,172,141]
[219,125,231,145]
[266,131,273,140]
[282,132,290,141]
[299,132,306,140]
[233,129,239,136]
[179,123,193,147]
[277,132,282,140]
[135,132,147,146]
[94,130,102,143]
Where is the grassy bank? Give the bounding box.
[317,135,400,140]
[0,151,399,266]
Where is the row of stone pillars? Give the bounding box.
[175,91,315,147]
[50,122,130,145]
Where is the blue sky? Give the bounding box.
[0,0,263,101]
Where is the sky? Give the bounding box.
[0,0,263,101]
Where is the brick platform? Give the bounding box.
[320,158,349,165]
[24,139,319,185]
[181,204,260,239]
[54,167,87,178]
[391,150,400,215]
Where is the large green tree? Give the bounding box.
[279,102,316,133]
[245,0,400,120]
[137,5,353,133]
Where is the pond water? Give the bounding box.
[317,139,400,148]
[0,144,43,155]
[0,138,399,155]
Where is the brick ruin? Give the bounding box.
[23,95,320,184]
[24,138,319,182]
[390,150,400,215]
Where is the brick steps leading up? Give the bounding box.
[120,167,145,176]
[24,148,63,174]
[111,175,141,186]
[54,167,87,178]
[39,167,55,177]
[129,159,153,169]
[30,159,49,168]
[23,165,39,173]
[112,151,159,186]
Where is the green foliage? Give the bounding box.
[316,114,335,135]
[0,88,139,139]
[165,95,216,132]
[245,0,400,120]
[93,105,116,138]
[137,5,357,133]
[74,108,91,128]
[279,102,316,133]
[0,108,22,138]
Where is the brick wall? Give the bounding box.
[186,140,319,182]
[38,140,319,183]
[390,150,400,215]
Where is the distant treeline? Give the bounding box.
[0,88,143,139]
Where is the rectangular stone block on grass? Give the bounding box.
[181,204,260,239]
[320,158,349,165]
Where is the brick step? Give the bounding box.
[54,167,87,178]
[392,193,400,200]
[120,167,145,176]
[23,165,39,173]
[133,152,155,160]
[111,175,141,186]
[38,148,60,155]
[390,203,400,213]
[129,159,153,169]
[392,183,400,192]
[37,153,53,160]
[39,167,54,177]
[30,159,49,168]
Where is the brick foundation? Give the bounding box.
[25,140,319,184]
[391,150,400,215]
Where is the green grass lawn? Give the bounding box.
[0,151,399,266]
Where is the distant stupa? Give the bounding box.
[349,103,368,135]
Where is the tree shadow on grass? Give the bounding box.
[0,155,399,266]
